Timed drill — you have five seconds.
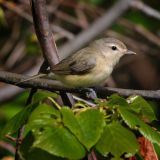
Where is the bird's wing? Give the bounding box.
[52,49,96,75]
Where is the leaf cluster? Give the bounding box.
[1,92,159,160]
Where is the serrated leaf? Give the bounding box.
[24,105,86,159]
[76,108,105,150]
[1,102,38,138]
[61,107,105,150]
[119,107,160,146]
[96,122,139,158]
[128,95,156,122]
[33,126,86,159]
[25,103,60,135]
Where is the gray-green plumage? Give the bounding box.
[18,37,136,87]
[52,48,96,75]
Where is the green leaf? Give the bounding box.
[76,108,105,150]
[119,107,160,146]
[1,102,38,138]
[0,91,29,120]
[33,126,86,159]
[153,143,160,159]
[107,94,129,108]
[61,107,81,137]
[24,105,86,159]
[61,107,105,150]
[128,95,156,122]
[96,122,139,158]
[20,132,64,160]
[25,103,61,135]
[32,90,58,103]
[135,154,144,160]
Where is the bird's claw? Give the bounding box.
[85,88,97,99]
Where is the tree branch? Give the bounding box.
[0,141,15,154]
[31,0,59,68]
[0,71,159,99]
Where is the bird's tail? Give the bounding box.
[16,73,47,85]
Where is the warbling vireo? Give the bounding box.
[21,37,136,87]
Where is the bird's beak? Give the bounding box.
[126,50,136,55]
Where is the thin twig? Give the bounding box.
[118,18,160,47]
[5,41,26,68]
[15,127,24,160]
[130,0,160,20]
[1,1,75,40]
[76,7,89,29]
[0,0,33,22]
[0,141,15,154]
[52,24,75,40]
[72,95,96,107]
[0,22,20,57]
[88,151,97,160]
[0,71,159,99]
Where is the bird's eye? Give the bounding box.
[111,46,117,51]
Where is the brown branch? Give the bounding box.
[30,0,59,69]
[0,71,159,99]
[15,127,24,160]
[0,58,42,103]
[30,0,74,106]
[88,151,97,160]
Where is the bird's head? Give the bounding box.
[91,37,136,60]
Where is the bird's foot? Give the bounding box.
[85,88,97,99]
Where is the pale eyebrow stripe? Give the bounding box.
[108,43,127,50]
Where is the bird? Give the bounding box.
[19,37,136,88]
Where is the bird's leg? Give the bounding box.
[78,87,97,99]
[85,88,97,99]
